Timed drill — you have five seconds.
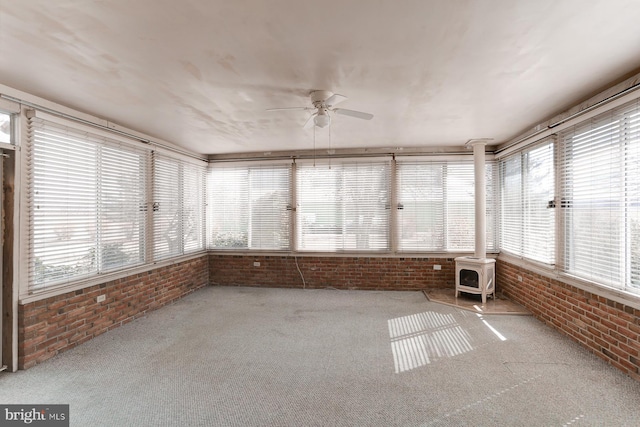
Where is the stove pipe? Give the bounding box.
[470,140,487,259]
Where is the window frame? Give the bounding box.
[25,113,151,292]
[395,156,499,253]
[498,139,556,265]
[295,157,392,253]
[208,160,293,251]
[557,100,640,294]
[152,152,208,260]
[22,111,208,296]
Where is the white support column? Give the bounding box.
[471,140,487,259]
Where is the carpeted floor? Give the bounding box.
[1,286,639,426]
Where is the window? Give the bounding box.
[153,154,207,260]
[296,160,390,251]
[559,99,640,293]
[27,115,148,291]
[209,163,291,250]
[396,159,497,252]
[25,113,207,293]
[499,141,555,264]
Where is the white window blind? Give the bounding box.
[499,141,555,264]
[153,154,207,259]
[183,163,207,253]
[447,163,478,250]
[209,163,291,250]
[500,155,522,255]
[209,167,249,248]
[396,160,497,252]
[297,160,390,252]
[27,116,148,291]
[559,99,640,293]
[629,107,640,290]
[396,162,444,250]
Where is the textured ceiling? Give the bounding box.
[2,0,640,155]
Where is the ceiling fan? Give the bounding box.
[266,90,374,128]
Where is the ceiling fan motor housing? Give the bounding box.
[310,90,333,107]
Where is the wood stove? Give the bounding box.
[455,256,496,304]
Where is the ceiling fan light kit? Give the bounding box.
[314,109,331,128]
[267,90,373,129]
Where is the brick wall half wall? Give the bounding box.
[18,255,209,370]
[497,259,640,381]
[209,255,455,291]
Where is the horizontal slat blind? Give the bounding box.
[396,160,497,252]
[99,144,147,271]
[485,162,499,252]
[396,162,444,250]
[524,143,555,263]
[297,160,390,251]
[499,141,554,264]
[209,163,291,250]
[558,99,640,291]
[628,106,640,290]
[183,162,207,253]
[27,116,148,291]
[446,163,476,250]
[209,167,249,248]
[248,166,291,249]
[153,155,181,259]
[499,156,522,255]
[153,154,207,259]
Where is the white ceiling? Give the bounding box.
[2,0,640,155]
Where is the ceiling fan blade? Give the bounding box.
[303,113,316,129]
[324,93,347,107]
[266,107,309,112]
[334,108,373,120]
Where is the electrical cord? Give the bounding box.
[294,256,306,289]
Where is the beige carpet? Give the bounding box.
[3,286,639,426]
[424,288,531,315]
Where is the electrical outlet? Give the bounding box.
[433,265,441,270]
[517,275,523,282]
[253,261,260,267]
[96,295,106,303]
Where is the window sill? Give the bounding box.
[497,253,640,311]
[19,252,208,304]
[207,250,499,259]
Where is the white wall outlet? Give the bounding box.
[96,295,106,303]
[253,261,260,267]
[517,275,523,282]
[433,265,442,270]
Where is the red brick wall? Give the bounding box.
[18,255,209,370]
[209,255,456,290]
[497,259,640,380]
